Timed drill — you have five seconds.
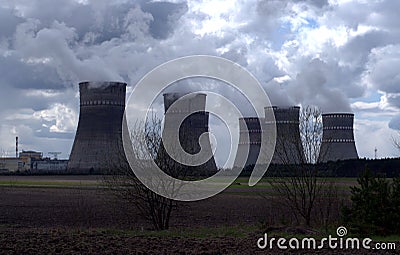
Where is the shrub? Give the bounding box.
[342,169,400,236]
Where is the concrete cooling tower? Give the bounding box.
[157,93,217,177]
[233,117,263,170]
[319,113,358,162]
[264,106,305,164]
[68,81,129,174]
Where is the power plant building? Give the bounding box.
[67,81,129,173]
[233,117,263,170]
[0,150,66,173]
[42,81,360,174]
[157,93,217,177]
[264,106,305,164]
[31,159,68,173]
[0,157,30,173]
[319,113,358,162]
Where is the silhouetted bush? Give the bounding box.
[342,169,400,236]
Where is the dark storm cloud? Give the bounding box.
[386,94,400,130]
[288,58,351,112]
[365,0,400,31]
[241,0,288,37]
[142,1,188,39]
[0,54,63,90]
[0,85,44,113]
[2,0,188,44]
[0,0,192,156]
[340,30,392,68]
[365,45,400,95]
[305,0,329,9]
[0,7,24,39]
[0,0,98,44]
[0,0,399,158]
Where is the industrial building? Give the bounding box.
[31,159,68,173]
[0,156,30,173]
[67,81,129,174]
[0,150,67,173]
[157,93,218,177]
[0,137,40,172]
[4,81,360,175]
[233,107,359,167]
[264,106,305,164]
[19,151,43,160]
[0,150,42,173]
[318,113,359,162]
[233,117,263,170]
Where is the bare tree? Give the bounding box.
[267,106,336,227]
[104,115,186,230]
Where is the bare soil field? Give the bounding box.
[0,186,271,229]
[0,176,397,254]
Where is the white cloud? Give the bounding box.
[33,103,77,133]
[355,118,399,159]
[363,44,400,94]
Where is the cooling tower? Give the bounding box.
[264,106,305,164]
[68,81,129,174]
[319,113,358,162]
[157,93,217,178]
[233,117,263,170]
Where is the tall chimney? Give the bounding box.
[157,93,217,177]
[233,117,263,171]
[318,113,358,162]
[67,81,129,173]
[16,136,18,158]
[264,106,305,164]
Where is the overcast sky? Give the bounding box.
[0,0,399,162]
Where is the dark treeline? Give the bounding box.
[2,157,400,178]
[240,157,400,178]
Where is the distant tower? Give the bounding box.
[264,106,305,164]
[158,93,217,177]
[319,113,358,162]
[233,117,263,171]
[68,81,129,173]
[16,136,18,158]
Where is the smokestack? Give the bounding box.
[16,136,18,158]
[319,113,358,162]
[233,117,263,170]
[157,93,217,177]
[68,81,129,173]
[264,106,305,164]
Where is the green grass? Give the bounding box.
[27,224,400,242]
[370,235,400,242]
[226,179,357,192]
[233,177,358,183]
[0,176,358,191]
[0,180,100,187]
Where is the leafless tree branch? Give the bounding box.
[267,106,336,227]
[103,115,185,230]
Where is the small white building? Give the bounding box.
[31,159,68,173]
[0,157,31,172]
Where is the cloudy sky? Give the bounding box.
[0,0,399,161]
